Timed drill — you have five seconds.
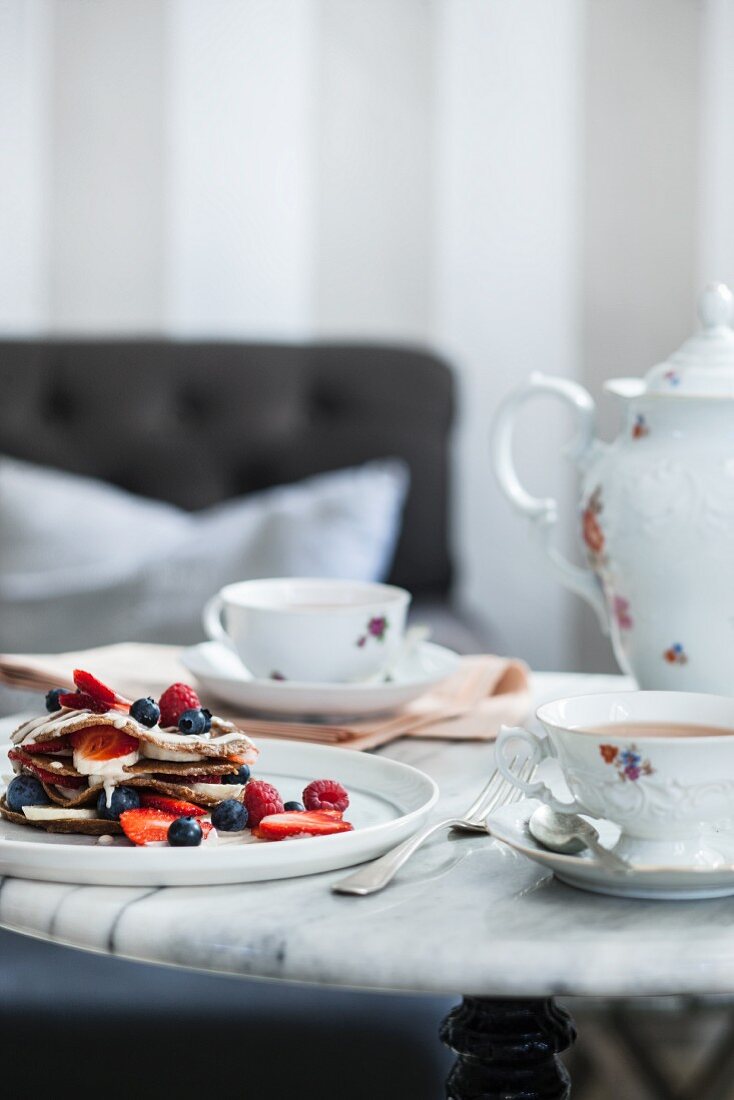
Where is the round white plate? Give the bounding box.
[181,640,460,717]
[489,800,734,900]
[0,740,438,887]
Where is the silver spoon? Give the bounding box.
[528,804,630,874]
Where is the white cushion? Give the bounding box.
[0,456,408,651]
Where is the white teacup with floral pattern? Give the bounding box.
[496,691,734,867]
[203,578,410,684]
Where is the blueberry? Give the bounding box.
[201,708,212,732]
[7,775,49,812]
[168,816,203,847]
[96,786,140,821]
[45,688,66,713]
[284,801,304,812]
[211,799,248,832]
[130,697,160,728]
[178,708,207,736]
[221,764,250,785]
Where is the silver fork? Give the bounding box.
[332,756,534,896]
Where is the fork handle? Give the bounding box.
[331,817,461,896]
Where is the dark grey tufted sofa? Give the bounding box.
[0,339,453,596]
[0,338,465,1098]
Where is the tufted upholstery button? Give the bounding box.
[310,387,346,420]
[44,386,75,423]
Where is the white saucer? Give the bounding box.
[0,739,438,886]
[181,640,460,717]
[489,799,734,900]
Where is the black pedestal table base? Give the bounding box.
[440,996,576,1099]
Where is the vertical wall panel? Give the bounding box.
[314,0,434,340]
[700,0,734,288]
[164,0,316,336]
[434,0,584,669]
[0,0,51,332]
[48,0,166,331]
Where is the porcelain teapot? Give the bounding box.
[492,283,734,692]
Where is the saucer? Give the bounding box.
[181,640,460,718]
[488,799,734,900]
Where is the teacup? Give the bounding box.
[496,691,734,866]
[202,578,410,683]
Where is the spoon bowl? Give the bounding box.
[528,804,630,873]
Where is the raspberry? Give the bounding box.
[158,683,201,729]
[244,779,284,827]
[302,779,350,813]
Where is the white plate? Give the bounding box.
[489,800,734,900]
[181,640,460,717]
[0,740,438,887]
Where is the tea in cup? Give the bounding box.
[496,691,734,865]
[202,578,411,683]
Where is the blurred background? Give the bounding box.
[3,0,727,675]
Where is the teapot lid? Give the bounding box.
[607,283,734,398]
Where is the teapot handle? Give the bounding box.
[491,372,609,633]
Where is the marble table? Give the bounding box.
[2,672,733,1100]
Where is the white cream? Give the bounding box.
[191,783,244,800]
[75,749,139,807]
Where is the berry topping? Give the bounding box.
[22,735,71,754]
[168,816,204,847]
[284,800,305,812]
[6,775,50,812]
[70,726,139,762]
[178,708,208,736]
[73,669,130,708]
[130,697,160,728]
[139,794,207,817]
[221,764,250,785]
[302,779,350,813]
[244,779,284,827]
[7,749,87,787]
[97,786,140,821]
[45,688,66,713]
[119,808,177,845]
[158,683,201,729]
[211,799,248,832]
[202,708,212,732]
[58,691,109,714]
[254,810,353,841]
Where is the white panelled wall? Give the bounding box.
[0,0,716,670]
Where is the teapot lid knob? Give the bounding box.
[699,282,733,329]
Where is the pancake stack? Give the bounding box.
[0,672,258,836]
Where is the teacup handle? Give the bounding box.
[202,594,235,650]
[496,725,585,814]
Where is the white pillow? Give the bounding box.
[0,456,409,651]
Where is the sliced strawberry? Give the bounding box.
[8,749,88,787]
[32,766,87,788]
[120,808,213,846]
[70,726,139,761]
[254,810,354,841]
[58,691,109,714]
[22,736,72,755]
[139,794,207,817]
[73,669,131,711]
[120,808,176,845]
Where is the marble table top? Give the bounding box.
[2,671,734,999]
